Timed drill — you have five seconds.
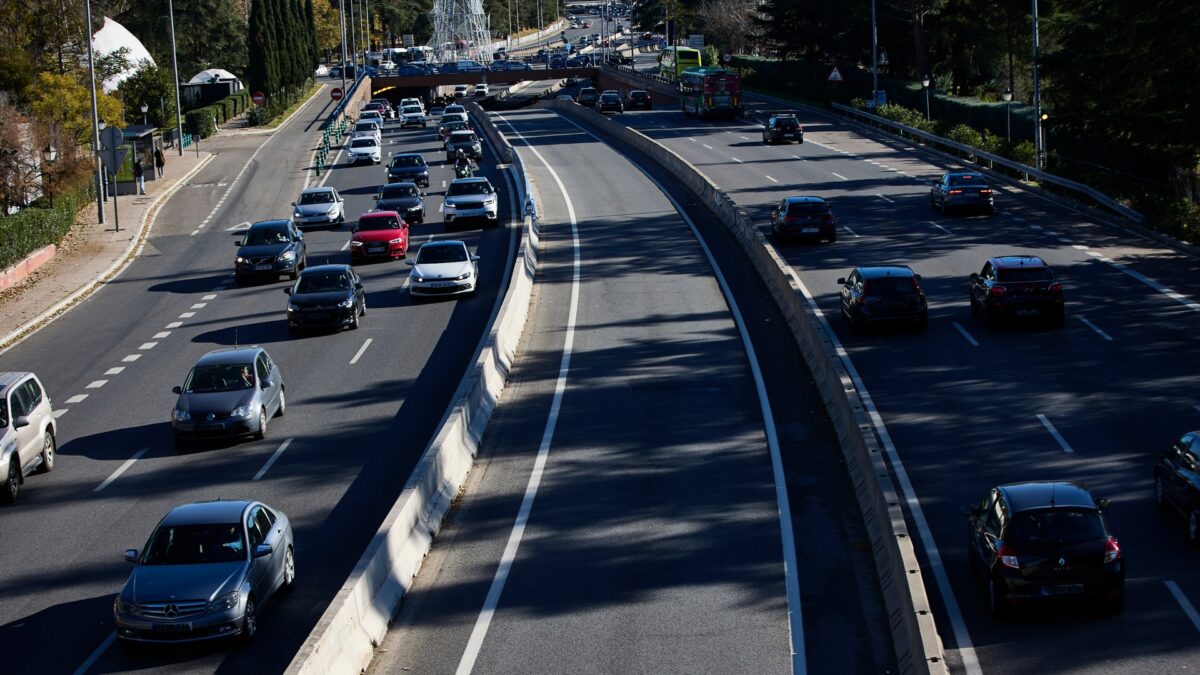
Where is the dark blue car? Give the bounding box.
[235,220,307,283]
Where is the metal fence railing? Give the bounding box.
[316,73,368,176]
[830,102,1144,223]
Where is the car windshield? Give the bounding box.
[787,202,827,216]
[140,523,246,565]
[381,184,418,198]
[391,156,423,167]
[185,363,256,392]
[864,276,916,297]
[448,181,492,196]
[419,245,468,264]
[244,228,290,246]
[951,174,986,186]
[299,191,333,205]
[355,123,377,132]
[774,118,799,129]
[297,271,352,292]
[600,93,619,101]
[358,216,402,231]
[1007,509,1105,547]
[450,133,478,144]
[351,138,377,148]
[403,106,421,113]
[445,106,464,113]
[996,267,1052,282]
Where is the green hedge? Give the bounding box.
[185,108,218,138]
[0,180,93,271]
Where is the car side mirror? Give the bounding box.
[172,385,182,394]
[290,201,296,207]
[235,240,243,246]
[1097,498,1111,510]
[253,543,273,558]
[124,548,139,563]
[914,274,923,282]
[355,282,364,289]
[261,378,273,389]
[12,416,29,429]
[471,254,480,262]
[284,287,293,295]
[836,277,846,285]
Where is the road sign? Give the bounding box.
[251,91,266,105]
[721,53,732,64]
[97,147,127,175]
[828,67,844,82]
[687,34,704,49]
[100,126,124,151]
[331,87,344,101]
[402,33,415,47]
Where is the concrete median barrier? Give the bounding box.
[546,100,948,675]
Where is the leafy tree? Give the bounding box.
[312,0,342,61]
[118,63,179,128]
[25,71,123,146]
[115,0,248,79]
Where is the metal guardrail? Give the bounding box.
[316,73,367,176]
[830,102,1145,223]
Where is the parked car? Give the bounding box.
[114,500,295,644]
[576,87,599,106]
[235,220,307,283]
[626,90,652,109]
[597,90,624,113]
[285,264,366,333]
[350,210,410,263]
[291,187,344,227]
[445,130,483,162]
[931,171,995,215]
[771,196,837,243]
[763,113,803,144]
[837,265,928,331]
[346,136,382,164]
[0,372,56,504]
[969,256,1064,327]
[443,177,498,226]
[1154,431,1200,540]
[386,153,430,187]
[407,240,479,299]
[963,481,1124,616]
[374,182,426,223]
[170,347,286,444]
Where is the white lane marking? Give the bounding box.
[65,394,88,404]
[349,338,373,364]
[1030,224,1043,230]
[442,180,447,188]
[765,175,779,183]
[165,321,182,329]
[1072,244,1088,250]
[86,380,107,389]
[340,239,351,251]
[831,172,848,180]
[253,438,295,481]
[784,255,982,673]
[94,447,150,493]
[190,302,207,309]
[688,137,697,142]
[1037,414,1075,453]
[791,154,804,160]
[876,193,894,203]
[952,322,979,347]
[1166,581,1200,634]
[139,342,157,350]
[71,632,115,675]
[929,221,953,235]
[842,225,861,238]
[224,222,251,231]
[457,114,585,675]
[179,312,195,318]
[153,331,171,339]
[702,143,714,149]
[1100,259,1200,314]
[104,367,125,376]
[739,135,749,140]
[731,157,744,163]
[1086,251,1102,258]
[202,294,218,300]
[190,229,200,236]
[1076,316,1113,341]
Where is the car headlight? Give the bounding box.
[236,256,247,264]
[293,210,303,218]
[231,404,254,418]
[208,590,241,613]
[278,250,295,261]
[485,194,497,204]
[172,407,192,423]
[338,298,355,308]
[411,274,425,283]
[455,272,471,280]
[350,240,364,247]
[408,204,422,211]
[287,302,299,312]
[389,237,405,244]
[115,596,140,615]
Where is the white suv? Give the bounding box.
[1,372,57,504]
[400,97,424,112]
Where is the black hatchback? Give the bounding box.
[762,114,803,144]
[284,264,365,334]
[235,220,307,284]
[386,154,430,188]
[837,266,928,331]
[931,172,994,215]
[964,481,1124,616]
[1153,430,1200,540]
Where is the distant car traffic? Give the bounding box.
[235,219,307,283]
[291,187,344,227]
[351,210,410,261]
[475,83,490,96]
[931,172,995,215]
[386,153,430,187]
[454,84,471,98]
[374,182,426,223]
[368,99,395,118]
[771,196,837,243]
[1154,431,1200,541]
[114,500,295,644]
[443,177,498,226]
[969,256,1064,327]
[400,97,424,112]
[407,240,479,299]
[626,90,652,109]
[285,264,366,333]
[439,120,471,145]
[597,90,624,114]
[170,347,286,445]
[0,372,56,504]
[837,266,928,331]
[428,106,446,118]
[763,114,803,144]
[347,136,382,164]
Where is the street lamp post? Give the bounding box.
[42,144,57,207]
[922,76,931,120]
[140,103,149,126]
[1003,89,1013,142]
[1031,0,1044,170]
[84,0,106,222]
[870,0,878,104]
[338,0,348,93]
[168,0,184,156]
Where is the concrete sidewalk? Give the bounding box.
[0,149,215,354]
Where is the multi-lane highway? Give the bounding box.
[0,94,518,673]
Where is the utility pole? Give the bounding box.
[339,0,348,92]
[167,0,185,156]
[349,0,357,73]
[84,0,105,223]
[1031,0,1044,170]
[870,0,878,103]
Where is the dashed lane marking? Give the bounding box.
[86,380,107,389]
[139,342,158,350]
[952,322,979,347]
[94,447,150,493]
[65,394,88,404]
[831,172,848,180]
[104,367,125,376]
[1076,316,1114,341]
[1037,414,1075,453]
[121,354,141,363]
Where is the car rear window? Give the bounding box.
[351,138,377,148]
[774,118,799,129]
[1006,509,1105,547]
[996,267,1052,282]
[381,184,418,198]
[951,174,986,186]
[864,276,916,297]
[786,202,827,216]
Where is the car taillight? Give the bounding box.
[1104,536,1121,563]
[1047,282,1062,294]
[948,189,963,195]
[822,214,834,223]
[998,542,1020,569]
[989,285,1007,297]
[979,188,992,194]
[783,215,796,223]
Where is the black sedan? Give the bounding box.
[597,91,623,114]
[235,220,307,283]
[386,154,430,188]
[1154,430,1200,540]
[964,481,1124,616]
[837,266,928,331]
[284,264,366,333]
[626,90,652,110]
[374,182,426,224]
[931,171,995,214]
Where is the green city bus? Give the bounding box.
[679,66,743,119]
[657,46,702,81]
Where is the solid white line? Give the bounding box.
[86,380,107,389]
[253,438,294,481]
[831,172,848,180]
[71,632,115,675]
[876,193,894,203]
[94,447,150,493]
[1037,414,1075,453]
[104,367,125,376]
[349,338,373,364]
[138,342,157,350]
[1166,581,1200,633]
[703,143,714,149]
[765,175,778,183]
[929,221,953,235]
[65,394,88,404]
[153,331,171,339]
[952,322,979,347]
[1076,316,1113,341]
[456,121,583,675]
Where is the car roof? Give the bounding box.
[195,347,264,364]
[630,89,648,94]
[990,255,1048,268]
[947,171,984,178]
[420,239,467,250]
[300,263,352,275]
[391,153,424,161]
[250,219,291,230]
[360,209,402,219]
[451,177,490,186]
[857,266,916,279]
[0,372,31,393]
[381,181,418,189]
[999,481,1097,512]
[449,130,476,136]
[784,196,827,205]
[162,500,253,526]
[300,187,335,195]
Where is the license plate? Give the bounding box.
[800,227,819,233]
[307,312,329,320]
[153,622,193,632]
[1044,584,1084,596]
[368,246,385,253]
[430,281,456,288]
[1016,309,1040,317]
[200,423,223,431]
[255,264,273,271]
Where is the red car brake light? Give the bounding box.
[998,542,1020,569]
[1104,536,1121,563]
[989,285,1007,297]
[1047,282,1063,294]
[948,189,963,195]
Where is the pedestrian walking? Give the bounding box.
[153,148,165,177]
[133,158,146,195]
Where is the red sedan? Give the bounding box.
[350,211,409,262]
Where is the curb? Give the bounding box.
[212,83,330,137]
[0,153,217,356]
[0,245,57,293]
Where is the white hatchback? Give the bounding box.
[347,136,381,164]
[407,240,479,299]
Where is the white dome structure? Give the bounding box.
[188,68,240,84]
[91,16,156,92]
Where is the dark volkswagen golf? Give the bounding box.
[837,266,928,331]
[374,182,425,224]
[1153,430,1200,540]
[284,264,366,334]
[386,153,430,188]
[964,481,1124,617]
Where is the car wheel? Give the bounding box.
[255,407,268,440]
[989,576,1011,619]
[1190,511,1200,543]
[37,432,55,473]
[360,297,367,316]
[241,597,258,642]
[1,459,19,504]
[283,545,296,589]
[288,269,299,281]
[276,389,286,417]
[970,297,981,317]
[1155,474,1166,507]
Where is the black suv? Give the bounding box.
[576,87,599,107]
[771,196,836,243]
[1154,430,1200,540]
[837,266,928,331]
[597,90,623,114]
[931,172,995,215]
[762,114,803,144]
[964,481,1124,616]
[626,90,652,110]
[969,256,1065,327]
